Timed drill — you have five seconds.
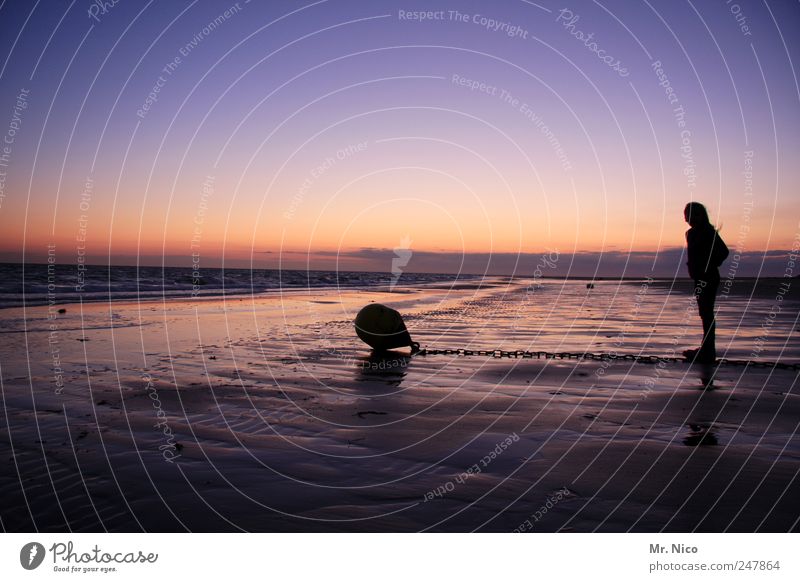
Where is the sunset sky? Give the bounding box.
[0,0,797,276]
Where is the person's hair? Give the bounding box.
[684,202,713,228]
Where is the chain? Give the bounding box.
[414,348,800,371]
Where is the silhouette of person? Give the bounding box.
[683,202,729,363]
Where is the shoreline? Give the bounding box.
[2,273,795,311]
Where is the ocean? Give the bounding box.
[0,262,480,309]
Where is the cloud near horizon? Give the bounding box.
[259,245,797,278]
[3,245,796,278]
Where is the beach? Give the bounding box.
[0,276,798,532]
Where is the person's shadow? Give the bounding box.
[695,363,718,390]
[682,365,724,446]
[683,423,719,446]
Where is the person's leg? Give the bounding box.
[684,280,706,361]
[697,279,718,360]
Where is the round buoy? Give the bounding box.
[354,304,419,352]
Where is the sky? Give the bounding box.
[0,0,798,277]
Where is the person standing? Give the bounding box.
[683,202,729,364]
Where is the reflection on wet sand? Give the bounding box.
[683,424,719,447]
[0,279,797,531]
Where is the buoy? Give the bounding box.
[354,304,419,352]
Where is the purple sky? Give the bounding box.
[0,0,798,277]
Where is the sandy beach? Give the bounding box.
[1,277,798,532]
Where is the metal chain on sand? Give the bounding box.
[415,347,800,371]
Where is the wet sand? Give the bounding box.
[1,278,798,531]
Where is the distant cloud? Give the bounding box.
[5,247,795,278]
[271,246,795,278]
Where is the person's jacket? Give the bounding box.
[686,223,729,281]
